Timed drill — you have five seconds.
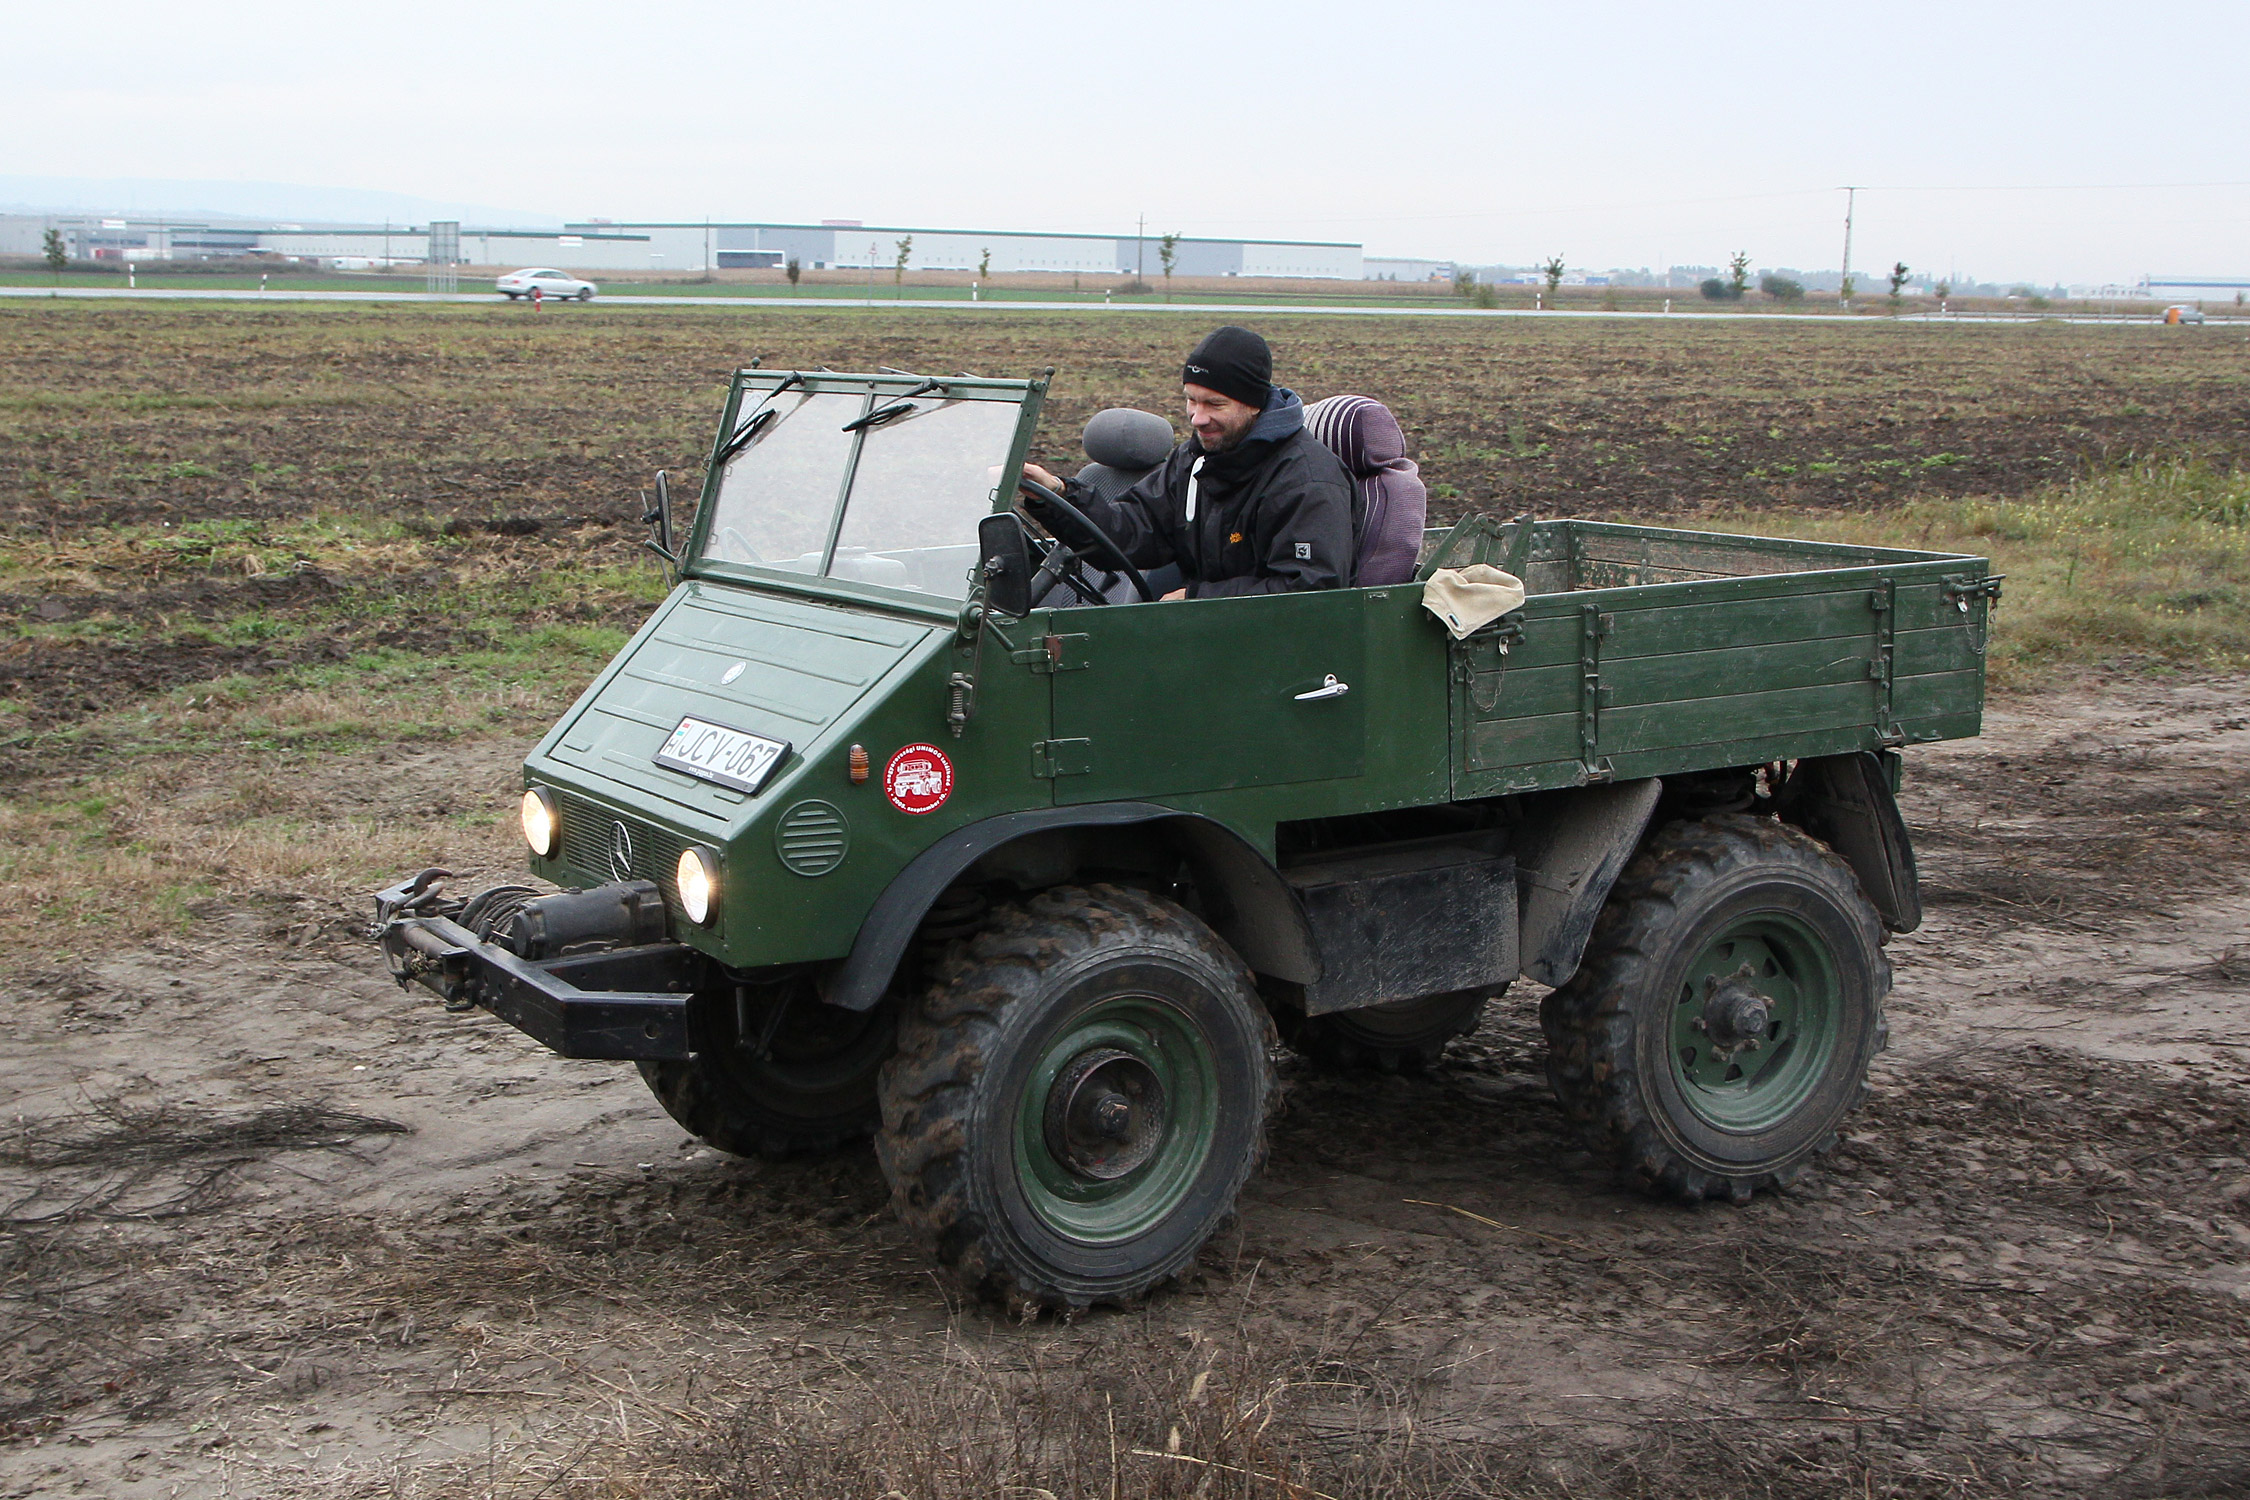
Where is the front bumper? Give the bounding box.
[374,877,697,1060]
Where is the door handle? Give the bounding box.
[1293,674,1350,701]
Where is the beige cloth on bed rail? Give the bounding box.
[1421,565,1527,639]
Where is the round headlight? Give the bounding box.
[521,787,560,858]
[676,846,719,926]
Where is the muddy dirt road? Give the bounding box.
[4,673,2248,1499]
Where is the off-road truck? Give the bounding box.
[373,367,1996,1310]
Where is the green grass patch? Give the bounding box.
[1696,458,2250,687]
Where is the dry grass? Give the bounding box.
[0,732,526,949]
[1695,457,2250,688]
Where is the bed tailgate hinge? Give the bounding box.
[1868,578,1902,745]
[1578,605,1612,780]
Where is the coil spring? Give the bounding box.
[916,884,990,968]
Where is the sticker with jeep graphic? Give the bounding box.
[883,743,954,815]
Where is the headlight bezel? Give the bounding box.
[521,787,560,858]
[676,845,719,926]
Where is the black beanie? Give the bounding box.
[1182,326,1273,410]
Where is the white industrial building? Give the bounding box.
[2144,274,2250,302]
[1,213,1365,280]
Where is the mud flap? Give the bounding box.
[1513,778,1665,987]
[1779,751,1922,933]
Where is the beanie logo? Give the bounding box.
[1186,364,1209,375]
[1293,542,1312,560]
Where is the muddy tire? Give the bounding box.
[876,884,1276,1312]
[1541,814,1888,1204]
[637,983,894,1158]
[1278,988,1491,1072]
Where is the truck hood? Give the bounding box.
[531,582,941,827]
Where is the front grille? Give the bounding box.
[555,792,689,904]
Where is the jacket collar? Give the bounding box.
[1193,387,1304,473]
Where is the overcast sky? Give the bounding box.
[9,0,2245,285]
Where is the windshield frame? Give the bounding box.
[683,369,1047,617]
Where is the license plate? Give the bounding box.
[654,716,791,795]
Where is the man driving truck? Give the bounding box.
[1021,325,1356,598]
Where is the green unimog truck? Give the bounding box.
[374,367,1997,1310]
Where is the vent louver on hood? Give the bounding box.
[775,800,850,876]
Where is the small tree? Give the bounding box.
[1542,255,1566,299]
[1840,274,1856,305]
[1727,251,1751,299]
[1158,233,1179,301]
[784,255,801,291]
[1758,273,1804,302]
[42,228,68,278]
[1934,280,1950,300]
[1700,277,1732,302]
[977,247,990,281]
[1452,269,1477,299]
[1887,261,1910,313]
[892,235,913,292]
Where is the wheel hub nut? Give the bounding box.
[1695,963,1772,1059]
[1092,1092,1133,1139]
[1044,1047,1167,1181]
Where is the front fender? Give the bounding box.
[824,805,1317,1011]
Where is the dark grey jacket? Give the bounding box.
[1063,388,1358,597]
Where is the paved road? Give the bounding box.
[0,284,2212,327]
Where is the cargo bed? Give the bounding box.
[1422,517,1995,796]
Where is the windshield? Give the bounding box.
[697,382,1024,601]
[703,391,859,572]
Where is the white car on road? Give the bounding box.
[497,268,598,302]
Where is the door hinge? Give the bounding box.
[1031,738,1093,778]
[1009,633,1090,674]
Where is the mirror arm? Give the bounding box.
[642,469,680,578]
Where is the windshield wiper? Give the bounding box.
[840,379,945,433]
[716,406,778,463]
[715,373,806,462]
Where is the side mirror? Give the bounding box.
[643,470,676,565]
[977,513,1034,618]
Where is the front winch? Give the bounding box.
[371,872,702,1060]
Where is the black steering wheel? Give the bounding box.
[1016,477,1157,602]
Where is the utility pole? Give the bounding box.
[1839,186,1861,307]
[1136,213,1145,287]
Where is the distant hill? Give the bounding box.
[0,175,560,228]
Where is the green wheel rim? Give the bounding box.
[1668,912,1842,1132]
[1013,994,1217,1244]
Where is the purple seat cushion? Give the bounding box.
[1305,394,1426,587]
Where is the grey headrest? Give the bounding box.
[1082,408,1175,470]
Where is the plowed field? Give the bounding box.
[3,304,2246,1498]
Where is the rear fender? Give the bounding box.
[824,806,1316,1011]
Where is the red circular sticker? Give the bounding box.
[883,743,954,815]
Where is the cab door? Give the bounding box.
[1044,590,1367,805]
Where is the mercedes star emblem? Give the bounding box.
[607,820,635,881]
